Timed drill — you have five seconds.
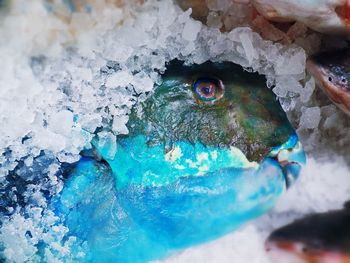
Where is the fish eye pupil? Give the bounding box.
[202,86,212,95]
[328,77,333,82]
[193,77,224,102]
[342,78,347,83]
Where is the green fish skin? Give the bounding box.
[125,61,295,162]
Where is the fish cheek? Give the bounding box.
[234,99,292,161]
[183,103,236,147]
[127,86,228,149]
[223,84,282,160]
[254,87,295,146]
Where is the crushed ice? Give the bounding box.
[0,0,350,262]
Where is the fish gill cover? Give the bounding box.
[0,0,349,263]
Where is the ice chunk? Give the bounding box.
[300,76,315,103]
[274,76,303,100]
[272,84,288,98]
[97,131,117,160]
[299,107,321,130]
[239,31,257,65]
[48,110,73,136]
[112,115,129,135]
[182,19,202,42]
[275,48,306,76]
[133,72,155,92]
[105,71,134,88]
[206,0,232,11]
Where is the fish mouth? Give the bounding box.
[267,134,306,189]
[265,239,350,263]
[265,240,308,263]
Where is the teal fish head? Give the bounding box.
[58,63,306,262]
[98,61,305,189]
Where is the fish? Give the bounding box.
[252,0,350,35]
[45,0,350,36]
[177,0,350,35]
[307,49,350,116]
[51,61,306,262]
[265,202,350,263]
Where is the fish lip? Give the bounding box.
[267,134,306,189]
[265,240,308,263]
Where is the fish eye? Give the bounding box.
[328,77,333,82]
[192,77,224,102]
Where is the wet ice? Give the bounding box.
[0,0,350,262]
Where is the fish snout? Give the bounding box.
[265,238,350,263]
[267,135,306,189]
[306,58,331,90]
[307,56,350,116]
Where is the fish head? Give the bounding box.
[59,62,306,260]
[97,61,305,190]
[132,61,294,159]
[307,50,350,116]
[80,61,307,254]
[266,207,350,263]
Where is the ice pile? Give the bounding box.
[0,0,350,262]
[0,0,313,178]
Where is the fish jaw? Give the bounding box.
[56,155,287,262]
[307,58,350,116]
[266,240,350,263]
[55,135,304,262]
